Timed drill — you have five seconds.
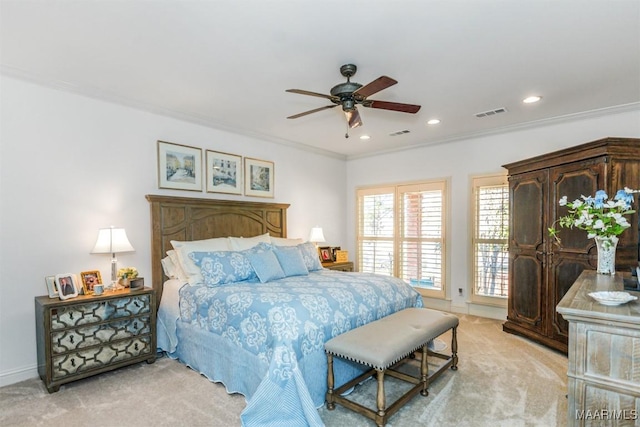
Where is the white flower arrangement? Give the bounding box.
[548,187,638,243]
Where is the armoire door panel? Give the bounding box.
[510,253,544,329]
[548,255,593,342]
[549,159,605,254]
[511,175,546,249]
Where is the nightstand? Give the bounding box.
[35,287,156,393]
[322,261,354,272]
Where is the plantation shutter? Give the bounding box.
[472,175,509,302]
[357,187,395,276]
[398,182,445,291]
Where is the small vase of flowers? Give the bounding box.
[548,187,638,274]
[117,267,139,288]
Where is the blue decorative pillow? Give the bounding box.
[298,242,323,271]
[246,242,276,253]
[246,250,286,283]
[274,246,309,277]
[189,251,256,287]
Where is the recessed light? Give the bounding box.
[359,135,370,140]
[427,119,441,125]
[523,96,542,104]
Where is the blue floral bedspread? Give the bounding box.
[176,269,423,426]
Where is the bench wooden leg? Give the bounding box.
[326,353,335,409]
[375,369,386,426]
[451,326,458,371]
[420,344,429,396]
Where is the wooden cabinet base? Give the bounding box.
[502,320,567,354]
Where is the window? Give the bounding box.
[357,180,447,298]
[471,174,509,306]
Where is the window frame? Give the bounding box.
[357,179,449,299]
[469,173,509,307]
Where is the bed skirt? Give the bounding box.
[167,319,368,426]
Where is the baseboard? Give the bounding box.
[421,297,452,312]
[449,302,507,321]
[0,364,38,388]
[468,304,507,321]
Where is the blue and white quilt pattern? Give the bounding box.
[177,269,423,426]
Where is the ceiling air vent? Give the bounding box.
[389,130,410,136]
[475,107,507,118]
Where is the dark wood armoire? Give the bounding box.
[502,137,640,353]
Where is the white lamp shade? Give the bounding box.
[91,227,135,254]
[308,226,326,243]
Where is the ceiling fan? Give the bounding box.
[286,64,421,137]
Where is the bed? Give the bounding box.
[146,195,424,426]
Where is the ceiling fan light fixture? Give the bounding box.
[360,135,371,140]
[427,119,441,125]
[342,99,355,111]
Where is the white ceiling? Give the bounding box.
[1,0,639,159]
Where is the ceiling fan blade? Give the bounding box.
[286,89,338,101]
[345,108,362,129]
[353,76,397,98]
[287,104,338,119]
[366,100,421,114]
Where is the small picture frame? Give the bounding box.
[244,158,274,198]
[80,270,102,294]
[331,247,342,261]
[157,140,203,192]
[206,150,242,195]
[45,276,58,298]
[55,274,79,300]
[319,246,333,262]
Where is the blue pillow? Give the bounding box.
[298,242,323,271]
[274,246,309,277]
[189,251,256,286]
[246,250,286,283]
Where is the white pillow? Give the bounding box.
[270,235,305,247]
[161,255,177,279]
[165,250,188,283]
[229,232,271,251]
[170,237,232,285]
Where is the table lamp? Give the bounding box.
[91,226,135,289]
[309,226,326,247]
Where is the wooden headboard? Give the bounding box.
[146,195,290,307]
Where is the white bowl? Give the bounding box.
[589,291,638,306]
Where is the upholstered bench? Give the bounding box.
[325,308,459,426]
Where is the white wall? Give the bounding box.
[0,76,347,386]
[346,110,640,318]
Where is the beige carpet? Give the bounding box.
[0,315,568,426]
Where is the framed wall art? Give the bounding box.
[157,140,203,191]
[80,270,102,294]
[206,150,242,195]
[244,157,274,198]
[55,273,79,300]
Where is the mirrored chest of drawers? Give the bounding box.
[35,288,156,393]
